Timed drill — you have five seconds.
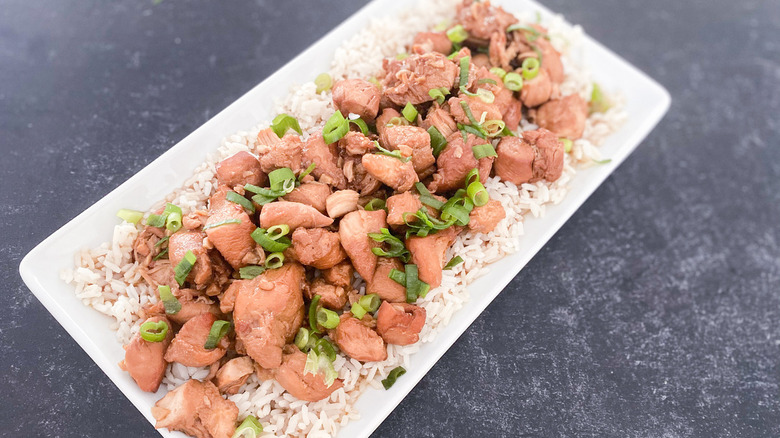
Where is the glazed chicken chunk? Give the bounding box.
[120,316,173,393]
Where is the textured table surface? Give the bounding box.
[2,0,779,437]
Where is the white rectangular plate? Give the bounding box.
[19,0,670,436]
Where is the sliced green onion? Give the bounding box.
[158,285,181,315]
[476,88,495,104]
[203,219,241,230]
[441,203,470,225]
[153,248,168,261]
[590,82,611,114]
[351,302,367,319]
[270,114,303,138]
[427,126,448,157]
[374,141,412,162]
[239,265,265,279]
[404,264,420,303]
[117,209,143,224]
[369,228,411,262]
[402,102,418,122]
[251,228,291,252]
[295,327,310,351]
[459,101,484,132]
[314,73,332,94]
[478,78,497,85]
[266,224,290,240]
[458,122,487,140]
[139,320,169,343]
[323,111,349,144]
[265,252,284,270]
[561,138,573,153]
[165,212,182,232]
[243,184,264,194]
[472,143,497,159]
[415,182,444,210]
[503,72,523,91]
[428,87,448,105]
[458,56,470,88]
[507,24,545,41]
[418,282,431,298]
[226,191,255,214]
[386,116,409,127]
[145,213,166,228]
[364,198,386,211]
[490,67,507,79]
[268,167,296,193]
[500,124,516,137]
[173,250,196,286]
[396,52,409,60]
[305,332,320,351]
[593,158,613,165]
[467,181,490,207]
[349,118,369,135]
[232,415,263,438]
[382,366,407,389]
[388,269,407,286]
[316,337,337,361]
[155,236,169,248]
[358,294,380,312]
[446,24,468,43]
[298,162,317,181]
[304,348,319,375]
[251,194,276,206]
[317,307,340,330]
[204,320,231,350]
[309,295,322,333]
[368,76,381,89]
[444,256,464,270]
[465,169,480,187]
[483,119,505,137]
[521,57,540,80]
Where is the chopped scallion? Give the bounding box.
[482,119,506,137]
[561,138,573,153]
[428,87,449,105]
[369,228,411,262]
[349,118,369,135]
[139,319,169,343]
[489,67,507,79]
[446,25,468,43]
[158,285,181,315]
[266,224,290,240]
[402,102,418,122]
[270,114,303,138]
[358,294,380,312]
[364,198,386,211]
[472,143,497,160]
[268,167,296,194]
[298,162,317,181]
[316,308,340,330]
[351,302,367,319]
[427,126,448,157]
[381,366,406,390]
[458,56,470,89]
[173,250,196,286]
[295,327,310,351]
[239,265,265,279]
[309,295,322,333]
[388,269,407,286]
[232,415,263,438]
[226,191,255,214]
[203,219,241,230]
[116,209,143,224]
[322,111,349,144]
[521,57,540,80]
[467,181,490,207]
[444,256,464,270]
[264,252,284,270]
[314,73,332,94]
[251,228,291,253]
[590,82,611,114]
[593,158,613,165]
[374,141,411,162]
[204,320,231,350]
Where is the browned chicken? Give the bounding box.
[305,277,348,310]
[520,68,554,108]
[338,209,387,281]
[322,261,354,289]
[448,95,503,126]
[168,231,211,286]
[533,94,588,140]
[428,132,492,193]
[494,129,564,183]
[455,0,518,41]
[468,199,506,234]
[256,127,281,148]
[329,313,387,362]
[134,225,165,266]
[258,201,334,230]
[382,52,459,106]
[303,132,347,189]
[422,105,458,139]
[291,228,347,270]
[383,125,436,176]
[325,189,360,219]
[204,198,260,271]
[214,356,254,395]
[339,131,376,156]
[367,257,407,303]
[503,98,523,132]
[164,313,228,367]
[282,181,331,214]
[152,379,238,438]
[405,226,458,289]
[494,136,534,184]
[375,108,403,148]
[215,151,267,190]
[412,31,452,54]
[258,134,303,174]
[233,263,305,369]
[386,191,422,226]
[275,345,344,402]
[488,31,510,69]
[119,316,173,392]
[332,78,381,122]
[376,301,426,345]
[218,280,241,314]
[146,289,221,325]
[342,155,382,196]
[361,153,418,193]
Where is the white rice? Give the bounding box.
[60,1,626,436]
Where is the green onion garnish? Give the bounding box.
[482,119,505,137]
[202,219,242,230]
[173,250,196,286]
[521,57,540,80]
[204,320,231,350]
[364,198,386,211]
[467,181,490,207]
[268,167,296,193]
[309,295,322,333]
[402,102,418,122]
[270,114,303,138]
[232,415,263,438]
[251,228,291,253]
[476,88,495,104]
[374,141,411,162]
[316,308,340,330]
[415,182,444,210]
[441,202,470,226]
[396,52,409,60]
[298,163,317,182]
[239,265,265,279]
[116,209,143,224]
[323,111,349,144]
[561,138,573,153]
[368,76,381,88]
[458,122,487,140]
[358,294,380,313]
[444,256,464,270]
[472,143,497,160]
[465,169,480,187]
[503,72,523,91]
[590,82,611,114]
[381,366,406,390]
[145,214,166,228]
[349,118,369,135]
[158,285,181,315]
[458,56,470,89]
[226,191,255,214]
[154,236,169,248]
[153,248,168,261]
[404,264,420,303]
[388,268,407,286]
[428,87,448,105]
[139,319,169,343]
[316,337,337,361]
[593,158,613,165]
[478,78,497,85]
[446,25,468,43]
[266,224,290,240]
[351,302,367,319]
[500,125,516,137]
[507,24,543,39]
[368,228,411,262]
[146,203,182,229]
[295,327,310,351]
[427,126,448,157]
[264,252,285,270]
[314,73,332,94]
[165,212,182,232]
[489,67,507,79]
[459,101,487,138]
[386,116,409,127]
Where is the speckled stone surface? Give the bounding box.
[1,0,779,437]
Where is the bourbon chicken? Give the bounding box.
[119,1,608,436]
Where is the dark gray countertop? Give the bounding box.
[2,0,779,437]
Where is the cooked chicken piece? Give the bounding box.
[386,191,422,226]
[468,199,506,234]
[152,379,239,438]
[376,301,426,345]
[215,151,267,190]
[233,263,305,369]
[488,31,510,69]
[329,313,387,362]
[412,31,452,54]
[448,95,503,126]
[119,316,173,392]
[382,52,459,106]
[375,108,403,148]
[342,155,382,196]
[139,260,176,290]
[256,127,281,148]
[198,381,240,438]
[533,94,588,140]
[520,68,554,108]
[134,225,165,266]
[282,181,331,214]
[527,24,565,84]
[338,131,376,156]
[495,129,564,184]
[219,280,241,314]
[472,52,491,68]
[275,345,344,402]
[332,79,381,122]
[503,98,523,132]
[168,231,211,286]
[146,289,221,325]
[305,277,348,310]
[428,132,493,194]
[303,132,347,189]
[259,201,334,230]
[471,66,514,115]
[214,356,254,395]
[164,313,228,367]
[292,228,347,270]
[422,105,458,139]
[405,226,458,289]
[258,134,303,173]
[455,0,518,41]
[367,257,407,303]
[383,125,435,176]
[182,210,209,230]
[205,187,260,270]
[338,209,387,281]
[361,154,418,193]
[322,261,355,289]
[326,189,360,219]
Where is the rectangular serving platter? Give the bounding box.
[19,0,670,436]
